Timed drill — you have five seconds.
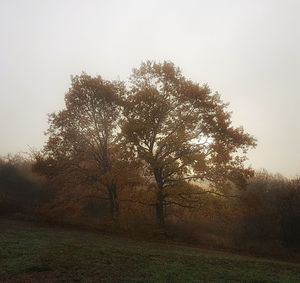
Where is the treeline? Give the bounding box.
[0,61,299,257]
[0,154,50,215]
[238,171,300,252]
[1,155,299,257]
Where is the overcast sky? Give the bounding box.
[0,0,299,177]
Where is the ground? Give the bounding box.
[0,218,300,282]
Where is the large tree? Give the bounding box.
[36,73,123,220]
[122,61,256,227]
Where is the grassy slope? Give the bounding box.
[0,219,299,283]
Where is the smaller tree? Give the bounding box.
[34,73,124,220]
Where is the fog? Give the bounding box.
[0,0,299,176]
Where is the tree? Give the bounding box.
[122,61,256,227]
[35,73,123,220]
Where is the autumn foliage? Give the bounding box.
[30,61,256,228]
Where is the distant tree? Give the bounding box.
[238,171,300,251]
[122,61,256,227]
[34,74,124,220]
[277,177,300,248]
[0,153,48,214]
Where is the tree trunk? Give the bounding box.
[156,189,165,227]
[107,183,119,221]
[154,168,165,228]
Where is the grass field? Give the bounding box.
[0,218,300,282]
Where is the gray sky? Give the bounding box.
[0,0,299,177]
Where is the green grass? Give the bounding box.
[0,218,299,282]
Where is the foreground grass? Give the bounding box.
[0,218,299,282]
